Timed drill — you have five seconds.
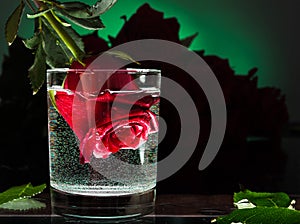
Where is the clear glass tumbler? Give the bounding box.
[47,68,160,219]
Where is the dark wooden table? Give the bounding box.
[0,193,299,223]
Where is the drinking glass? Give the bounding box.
[47,68,161,219]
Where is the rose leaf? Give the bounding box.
[28,43,47,94]
[89,0,118,17]
[214,207,300,224]
[57,0,117,19]
[0,183,46,206]
[105,50,141,65]
[23,32,41,50]
[56,11,105,30]
[56,1,91,18]
[41,25,71,68]
[5,1,25,46]
[0,198,46,211]
[55,20,85,54]
[234,189,292,208]
[41,17,85,68]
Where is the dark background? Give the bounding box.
[0,0,300,194]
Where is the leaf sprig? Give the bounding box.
[0,183,46,211]
[5,0,117,94]
[213,189,300,224]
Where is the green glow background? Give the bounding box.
[0,0,298,120]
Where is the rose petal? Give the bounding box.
[55,91,91,141]
[148,111,159,133]
[80,128,112,163]
[55,91,74,128]
[79,117,152,163]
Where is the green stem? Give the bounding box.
[35,1,85,64]
[44,12,84,62]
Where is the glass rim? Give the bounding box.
[47,68,161,74]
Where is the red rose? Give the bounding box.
[80,108,158,163]
[54,69,159,164]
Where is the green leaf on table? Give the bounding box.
[28,43,47,94]
[0,183,46,205]
[214,207,300,224]
[0,198,46,211]
[234,189,292,208]
[5,1,25,45]
[213,189,298,224]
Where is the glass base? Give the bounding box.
[50,187,155,220]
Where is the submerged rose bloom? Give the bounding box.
[54,70,159,164]
[80,107,158,163]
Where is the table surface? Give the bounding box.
[0,193,299,223]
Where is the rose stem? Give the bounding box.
[32,0,85,65]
